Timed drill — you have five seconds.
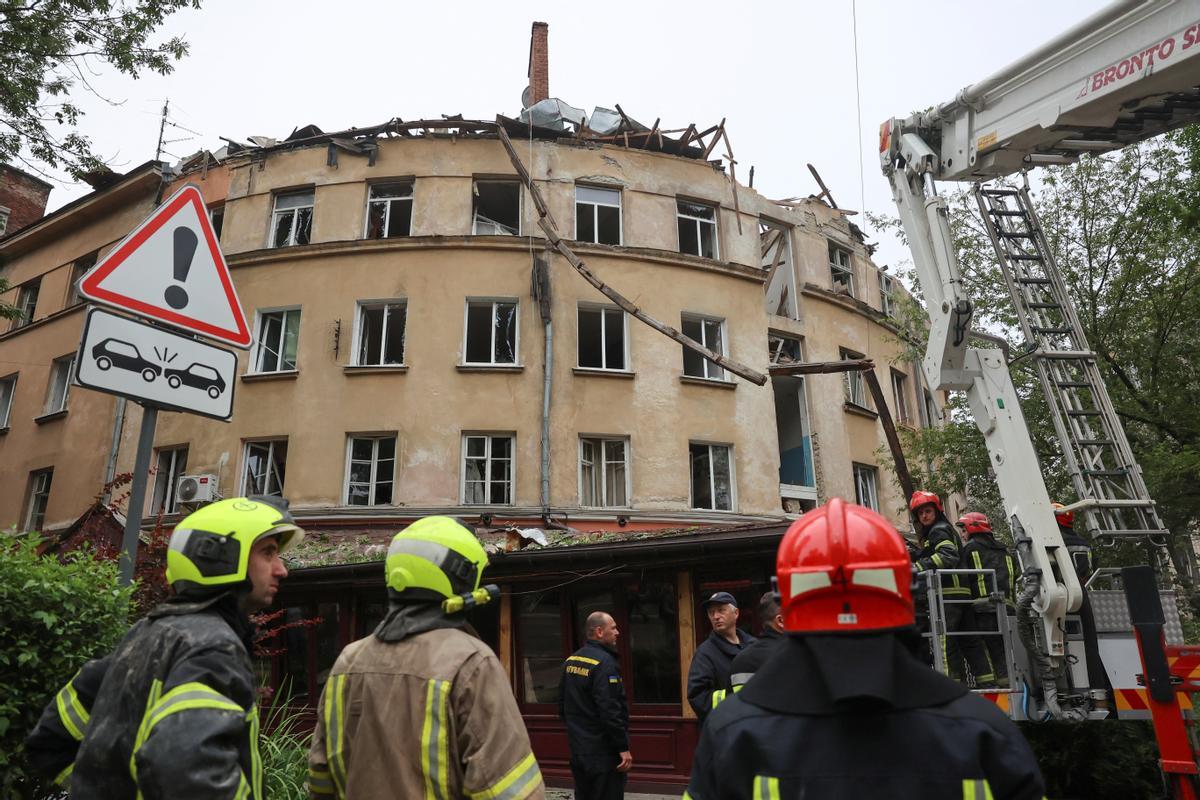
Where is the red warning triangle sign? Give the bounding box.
[79,184,252,348]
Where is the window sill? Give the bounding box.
[241,370,300,383]
[34,409,68,425]
[0,426,9,435]
[343,365,408,375]
[456,364,524,373]
[680,375,737,390]
[573,367,635,379]
[843,402,878,419]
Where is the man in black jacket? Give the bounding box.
[957,512,1016,688]
[560,611,631,800]
[684,499,1045,800]
[686,591,755,721]
[729,591,785,692]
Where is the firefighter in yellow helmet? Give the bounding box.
[25,496,302,798]
[306,516,545,799]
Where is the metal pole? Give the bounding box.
[118,405,158,586]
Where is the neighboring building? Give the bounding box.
[0,164,54,239]
[0,25,942,789]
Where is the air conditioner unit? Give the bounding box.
[176,474,219,505]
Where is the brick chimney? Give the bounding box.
[0,164,53,237]
[527,22,549,106]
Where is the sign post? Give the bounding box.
[76,184,251,585]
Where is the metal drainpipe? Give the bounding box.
[101,397,128,504]
[541,318,552,513]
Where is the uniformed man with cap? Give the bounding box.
[686,590,756,721]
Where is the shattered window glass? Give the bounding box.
[463,434,513,505]
[255,309,301,372]
[464,300,518,365]
[473,181,521,235]
[244,440,287,497]
[677,200,718,259]
[577,306,625,370]
[690,442,732,511]
[575,185,621,245]
[366,183,412,239]
[681,314,725,380]
[768,334,803,365]
[347,435,396,506]
[829,242,854,294]
[271,191,314,248]
[357,302,406,366]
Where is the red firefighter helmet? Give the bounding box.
[776,498,913,633]
[1052,502,1075,529]
[909,490,943,514]
[957,512,992,536]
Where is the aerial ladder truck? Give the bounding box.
[880,0,1200,791]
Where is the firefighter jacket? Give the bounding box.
[687,629,756,720]
[25,655,111,787]
[1059,526,1097,583]
[961,532,1016,603]
[914,516,969,597]
[66,593,264,800]
[684,632,1046,800]
[729,627,784,690]
[307,602,544,800]
[558,640,629,767]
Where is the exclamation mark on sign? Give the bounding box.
[165,227,198,310]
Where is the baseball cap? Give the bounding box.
[701,591,738,609]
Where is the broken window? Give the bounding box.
[473,180,521,236]
[768,333,803,365]
[43,354,74,415]
[272,191,313,248]
[580,437,629,507]
[152,446,188,515]
[68,252,96,306]
[853,463,879,511]
[577,305,626,370]
[462,434,513,505]
[465,300,518,365]
[681,313,725,380]
[243,440,287,497]
[24,468,53,532]
[575,185,621,245]
[12,280,39,330]
[0,373,15,429]
[365,183,412,239]
[356,301,406,366]
[891,369,912,425]
[690,442,733,511]
[346,435,396,506]
[829,243,854,295]
[0,208,8,238]
[677,200,718,259]
[209,205,225,242]
[922,388,939,428]
[254,308,301,373]
[879,272,895,317]
[761,219,796,318]
[841,348,870,409]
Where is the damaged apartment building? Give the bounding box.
[0,22,942,788]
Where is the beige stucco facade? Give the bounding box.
[0,128,939,535]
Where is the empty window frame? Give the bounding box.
[891,369,912,425]
[829,243,854,294]
[25,468,53,532]
[67,253,97,306]
[151,446,189,515]
[462,434,514,505]
[243,440,287,497]
[464,300,518,365]
[761,219,796,319]
[575,185,621,245]
[0,374,16,428]
[853,463,880,511]
[356,301,406,366]
[254,308,301,373]
[580,437,629,508]
[690,442,733,511]
[44,354,74,415]
[13,280,39,329]
[209,205,225,241]
[677,199,718,259]
[345,435,396,506]
[879,272,896,317]
[473,180,521,236]
[577,305,626,371]
[271,191,314,248]
[681,314,725,380]
[365,183,412,239]
[768,332,803,365]
[841,348,869,408]
[0,207,8,237]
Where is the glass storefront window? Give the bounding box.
[628,579,680,704]
[518,591,563,704]
[283,606,310,705]
[315,602,341,695]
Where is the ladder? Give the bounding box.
[973,183,1169,544]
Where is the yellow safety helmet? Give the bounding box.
[166,496,304,595]
[386,516,488,601]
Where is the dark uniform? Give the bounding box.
[959,531,1016,686]
[686,629,756,720]
[1060,522,1110,694]
[1060,526,1097,584]
[24,655,111,788]
[684,633,1046,800]
[728,627,784,691]
[559,639,629,800]
[42,593,264,799]
[913,513,969,678]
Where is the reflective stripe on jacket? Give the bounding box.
[307,625,544,800]
[558,640,629,766]
[686,629,756,721]
[915,519,969,596]
[961,533,1016,603]
[26,656,112,786]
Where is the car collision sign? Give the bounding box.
[75,307,237,420]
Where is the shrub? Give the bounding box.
[0,534,131,799]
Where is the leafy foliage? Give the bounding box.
[1022,721,1163,799]
[1,0,198,179]
[0,534,130,798]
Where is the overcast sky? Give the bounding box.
[39,0,1111,268]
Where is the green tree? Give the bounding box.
[1,0,198,180]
